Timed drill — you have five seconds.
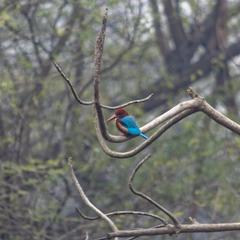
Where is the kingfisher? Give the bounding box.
[107,108,148,140]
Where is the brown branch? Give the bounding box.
[108,223,240,238]
[129,154,179,227]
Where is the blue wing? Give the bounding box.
[120,116,141,136]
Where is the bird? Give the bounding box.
[107,108,148,140]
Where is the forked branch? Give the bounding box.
[52,60,153,110]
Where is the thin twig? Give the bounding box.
[52,61,93,105]
[53,61,153,109]
[95,89,239,151]
[76,208,167,224]
[128,154,180,227]
[68,158,119,238]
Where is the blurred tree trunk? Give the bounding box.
[145,0,240,114]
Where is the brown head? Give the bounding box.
[107,108,129,122]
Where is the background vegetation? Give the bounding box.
[0,0,240,239]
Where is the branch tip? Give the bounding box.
[186,87,202,99]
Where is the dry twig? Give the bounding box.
[68,158,119,239]
[76,208,167,224]
[128,154,179,227]
[53,61,153,109]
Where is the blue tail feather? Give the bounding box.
[140,132,148,140]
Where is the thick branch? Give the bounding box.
[202,101,240,134]
[187,88,240,134]
[108,223,240,238]
[96,88,239,158]
[96,109,197,158]
[97,98,203,143]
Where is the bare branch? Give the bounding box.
[187,88,240,135]
[53,62,153,109]
[76,208,167,224]
[108,223,240,238]
[68,159,119,237]
[53,61,93,105]
[96,87,239,157]
[96,109,197,158]
[104,94,154,110]
[129,154,179,227]
[126,224,167,240]
[202,101,240,134]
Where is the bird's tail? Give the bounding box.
[140,132,148,140]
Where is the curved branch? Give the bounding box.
[96,89,240,146]
[103,98,203,143]
[53,61,93,106]
[96,98,202,143]
[53,61,154,109]
[202,101,240,134]
[93,8,115,142]
[187,88,240,135]
[96,109,197,158]
[68,159,119,238]
[92,8,155,143]
[129,154,179,227]
[103,93,154,110]
[76,208,167,224]
[96,88,240,158]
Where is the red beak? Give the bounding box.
[107,114,116,123]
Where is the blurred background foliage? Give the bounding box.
[0,0,240,239]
